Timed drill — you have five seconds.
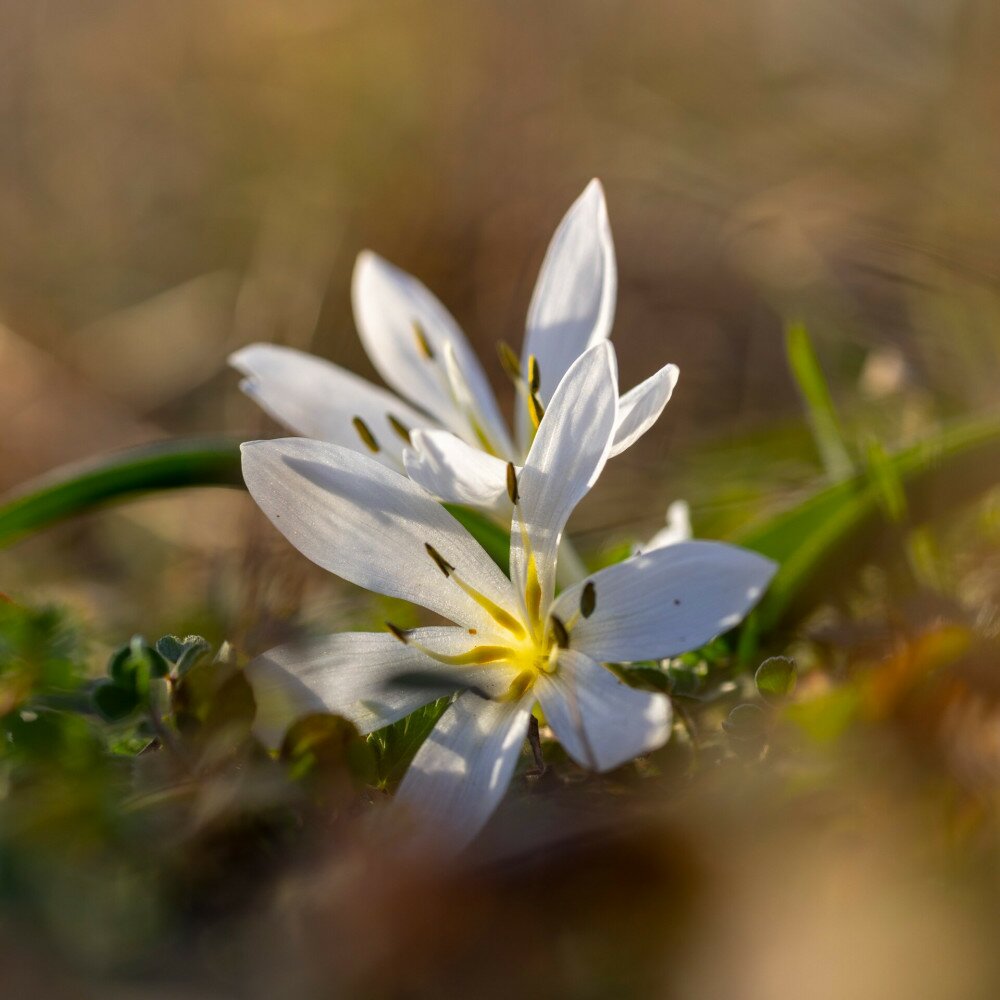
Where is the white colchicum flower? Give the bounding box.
[241,343,776,851]
[641,499,693,552]
[230,180,679,518]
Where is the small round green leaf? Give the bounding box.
[722,702,769,741]
[755,656,797,703]
[93,681,140,722]
[155,634,211,674]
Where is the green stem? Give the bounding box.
[0,438,243,548]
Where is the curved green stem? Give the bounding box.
[2,418,998,650]
[0,438,243,548]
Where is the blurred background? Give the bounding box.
[3,0,1000,632]
[1,4,999,995]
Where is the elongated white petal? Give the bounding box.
[536,650,672,771]
[642,500,692,551]
[241,438,519,631]
[352,252,512,455]
[246,627,513,747]
[394,690,532,851]
[609,363,680,458]
[230,343,432,467]
[403,429,514,517]
[517,180,616,449]
[552,541,777,662]
[510,342,619,618]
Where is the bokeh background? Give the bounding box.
[4,0,999,525]
[1,4,999,996]
[4,0,1000,678]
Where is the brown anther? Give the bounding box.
[387,414,412,444]
[412,320,435,360]
[386,622,410,644]
[527,355,541,394]
[549,614,570,649]
[424,543,455,577]
[506,463,520,505]
[580,581,596,619]
[352,416,380,453]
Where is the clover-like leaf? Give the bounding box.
[722,703,769,758]
[155,634,211,675]
[108,637,170,692]
[754,656,797,704]
[93,681,140,722]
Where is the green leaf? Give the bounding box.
[155,634,211,675]
[0,437,514,574]
[722,703,769,759]
[93,681,140,722]
[4,417,998,653]
[735,417,1000,642]
[108,637,170,691]
[754,656,797,703]
[443,504,509,573]
[0,438,243,548]
[863,438,907,522]
[785,321,855,481]
[281,713,377,789]
[369,697,449,790]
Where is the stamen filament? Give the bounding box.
[497,341,522,380]
[500,669,534,701]
[423,543,526,639]
[386,621,514,666]
[528,392,545,431]
[515,514,544,640]
[451,576,527,639]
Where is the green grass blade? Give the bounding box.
[0,439,243,548]
[736,417,1000,641]
[0,439,512,571]
[785,321,855,480]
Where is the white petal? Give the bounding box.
[536,650,672,771]
[230,343,432,466]
[608,363,680,458]
[643,500,692,552]
[509,342,619,618]
[394,690,532,852]
[241,438,519,631]
[552,541,777,662]
[403,429,514,516]
[245,627,514,748]
[518,179,616,449]
[352,252,513,455]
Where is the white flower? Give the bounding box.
[641,499,693,552]
[240,343,776,850]
[230,180,679,517]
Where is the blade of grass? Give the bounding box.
[0,438,511,571]
[0,438,244,547]
[785,321,855,481]
[4,418,998,648]
[735,416,1000,643]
